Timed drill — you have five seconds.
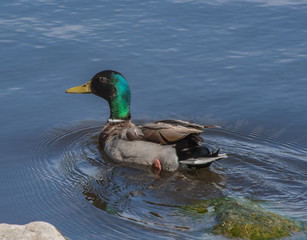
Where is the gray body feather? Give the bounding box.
[100,119,226,172]
[104,136,179,172]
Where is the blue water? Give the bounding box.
[1,0,307,239]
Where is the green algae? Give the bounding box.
[181,201,209,214]
[181,197,303,240]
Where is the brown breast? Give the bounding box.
[99,120,135,147]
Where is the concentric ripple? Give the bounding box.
[24,119,307,239]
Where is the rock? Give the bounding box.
[181,197,304,240]
[212,198,302,240]
[0,221,66,240]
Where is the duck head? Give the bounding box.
[66,70,131,120]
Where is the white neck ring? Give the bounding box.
[108,119,125,123]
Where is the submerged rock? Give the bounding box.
[182,197,303,240]
[0,221,66,240]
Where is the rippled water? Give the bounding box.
[1,0,307,239]
[18,120,307,239]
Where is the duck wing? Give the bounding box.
[114,119,226,168]
[141,120,205,145]
[118,119,219,144]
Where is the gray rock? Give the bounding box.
[0,221,66,240]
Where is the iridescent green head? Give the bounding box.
[66,70,131,120]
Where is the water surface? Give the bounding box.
[1,0,307,239]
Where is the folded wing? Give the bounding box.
[118,119,218,146]
[116,119,224,166]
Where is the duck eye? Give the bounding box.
[99,77,107,82]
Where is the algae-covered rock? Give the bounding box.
[212,197,302,240]
[181,197,303,240]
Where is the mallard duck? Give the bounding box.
[66,70,227,172]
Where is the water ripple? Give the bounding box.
[22,119,307,238]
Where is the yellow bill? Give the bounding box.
[66,81,92,94]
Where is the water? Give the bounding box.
[1,0,307,239]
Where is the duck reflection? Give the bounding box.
[81,161,226,214]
